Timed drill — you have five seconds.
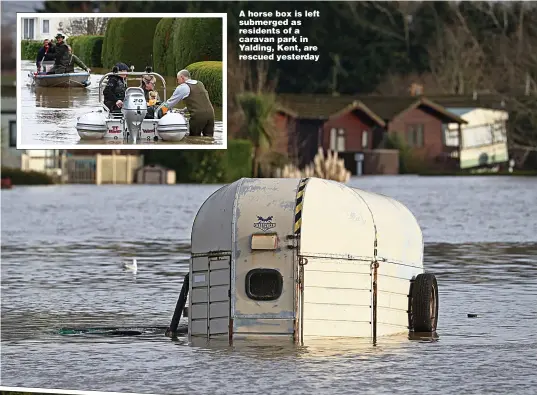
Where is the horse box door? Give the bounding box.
[189,254,231,338]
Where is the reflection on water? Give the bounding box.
[425,242,537,285]
[34,85,85,109]
[20,60,224,146]
[1,177,537,394]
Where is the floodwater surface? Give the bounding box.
[18,60,224,146]
[1,176,537,394]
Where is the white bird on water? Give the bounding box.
[123,258,138,273]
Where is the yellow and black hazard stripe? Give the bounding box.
[294,178,309,235]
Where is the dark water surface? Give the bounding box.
[19,60,224,146]
[1,176,537,394]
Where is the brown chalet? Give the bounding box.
[274,94,468,174]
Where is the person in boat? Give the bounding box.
[141,68,159,102]
[65,45,91,73]
[46,33,70,75]
[140,68,164,119]
[36,39,55,72]
[161,69,215,137]
[103,62,129,113]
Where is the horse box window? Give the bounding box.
[245,269,283,301]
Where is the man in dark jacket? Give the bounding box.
[103,62,129,112]
[46,33,70,74]
[36,39,55,72]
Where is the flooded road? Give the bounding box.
[19,60,224,146]
[2,176,537,394]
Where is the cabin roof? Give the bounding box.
[276,94,468,124]
[276,94,357,119]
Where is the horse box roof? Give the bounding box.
[191,178,423,268]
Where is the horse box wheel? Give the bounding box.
[410,273,439,332]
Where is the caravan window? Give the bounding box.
[245,269,283,301]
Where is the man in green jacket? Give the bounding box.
[161,69,215,137]
[65,45,91,73]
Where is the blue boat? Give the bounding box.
[30,61,90,88]
[31,71,91,88]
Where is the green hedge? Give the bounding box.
[20,40,43,60]
[172,18,223,70]
[102,18,161,71]
[101,18,125,69]
[66,36,78,47]
[22,37,103,68]
[1,168,54,185]
[68,35,104,67]
[384,132,427,174]
[143,139,253,183]
[222,139,252,181]
[153,18,176,76]
[186,61,222,106]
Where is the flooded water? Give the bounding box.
[19,60,224,146]
[1,176,537,394]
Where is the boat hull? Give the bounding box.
[77,113,188,142]
[33,72,91,88]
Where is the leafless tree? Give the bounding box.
[428,24,488,94]
[63,17,108,36]
[425,2,537,164]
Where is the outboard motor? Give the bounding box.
[122,87,147,144]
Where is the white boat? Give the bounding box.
[29,61,90,88]
[76,71,188,143]
[166,177,439,344]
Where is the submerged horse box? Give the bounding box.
[171,177,439,344]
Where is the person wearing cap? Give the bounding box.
[161,69,215,137]
[65,45,91,73]
[103,62,129,112]
[46,33,70,74]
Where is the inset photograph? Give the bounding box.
[17,13,227,149]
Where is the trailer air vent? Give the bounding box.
[245,269,283,301]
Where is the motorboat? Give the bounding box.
[75,70,189,143]
[29,61,90,88]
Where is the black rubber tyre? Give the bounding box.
[410,273,439,332]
